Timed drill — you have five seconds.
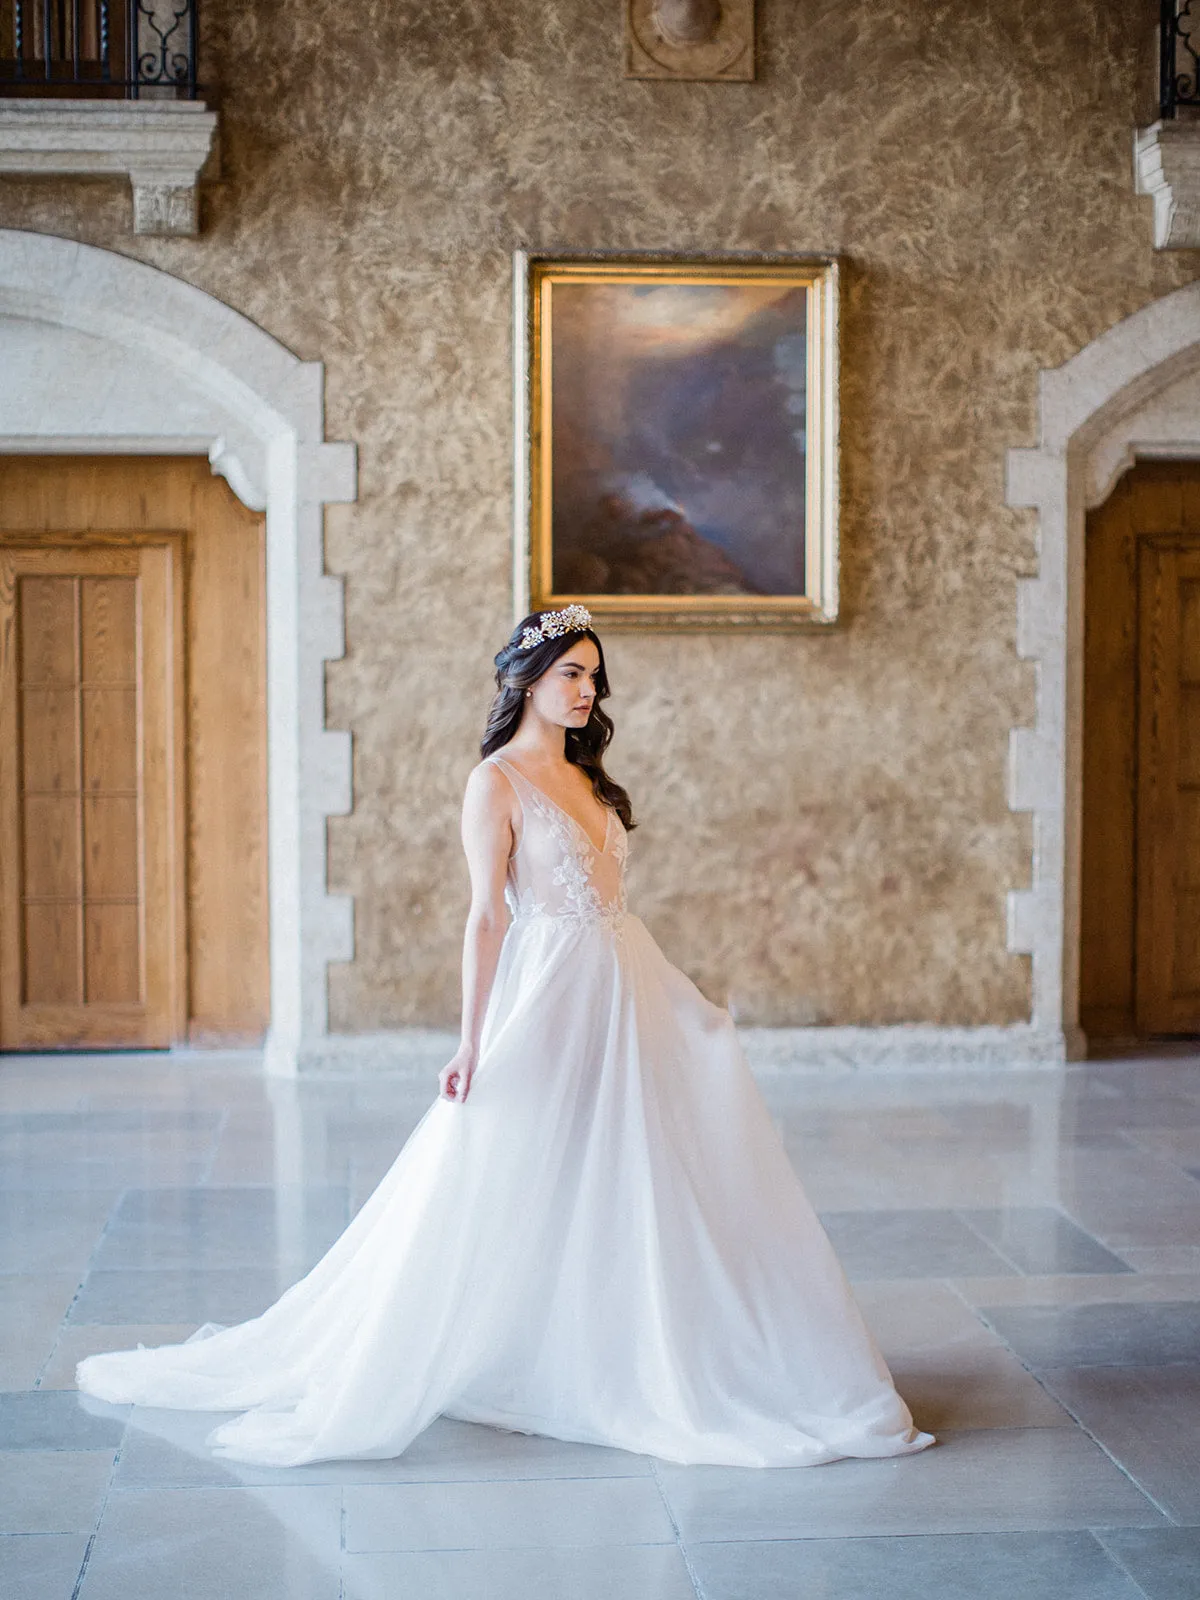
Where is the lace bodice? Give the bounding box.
[488,755,628,930]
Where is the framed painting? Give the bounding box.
[514,254,839,629]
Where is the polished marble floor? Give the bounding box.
[2,1048,1199,1599]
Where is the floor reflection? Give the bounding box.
[1,1047,1198,1598]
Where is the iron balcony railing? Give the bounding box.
[1162,0,1200,117]
[0,0,197,98]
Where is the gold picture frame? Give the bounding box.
[513,253,839,630]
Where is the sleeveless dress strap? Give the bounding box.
[486,755,526,852]
[488,753,538,802]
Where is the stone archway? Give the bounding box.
[1007,281,1200,1059]
[0,228,356,1076]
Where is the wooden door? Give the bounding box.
[0,544,180,1048]
[0,457,269,1050]
[1135,539,1200,1033]
[1081,462,1200,1042]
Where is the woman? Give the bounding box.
[77,606,933,1469]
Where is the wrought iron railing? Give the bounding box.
[1162,0,1200,117]
[0,1,197,98]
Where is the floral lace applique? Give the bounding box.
[610,819,629,877]
[521,791,626,929]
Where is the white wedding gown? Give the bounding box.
[77,754,933,1469]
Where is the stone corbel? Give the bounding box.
[1134,120,1200,249]
[0,100,217,237]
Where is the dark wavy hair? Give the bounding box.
[481,614,636,831]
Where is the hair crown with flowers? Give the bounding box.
[518,604,593,651]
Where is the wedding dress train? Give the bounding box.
[77,753,934,1468]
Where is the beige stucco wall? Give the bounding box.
[1,0,1194,1028]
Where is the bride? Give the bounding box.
[77,605,933,1470]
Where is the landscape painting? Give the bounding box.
[524,258,839,628]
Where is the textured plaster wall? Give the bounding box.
[1,0,1194,1028]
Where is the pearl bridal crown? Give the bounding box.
[519,605,592,650]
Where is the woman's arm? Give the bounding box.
[438,763,515,1103]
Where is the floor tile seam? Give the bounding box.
[1089,1526,1171,1600]
[0,1266,91,1277]
[347,1468,658,1484]
[674,1525,1168,1550]
[1117,1128,1200,1168]
[66,1533,94,1600]
[1108,1242,1156,1272]
[950,1210,1032,1276]
[1021,1378,1180,1526]
[942,1276,1019,1344]
[1042,1357,1200,1375]
[959,1296,1095,1380]
[0,1529,95,1539]
[870,1267,1036,1356]
[0,1443,120,1455]
[118,1177,282,1187]
[648,1458,706,1600]
[676,1528,1162,1549]
[344,1538,683,1555]
[34,1186,131,1390]
[1050,1200,1153,1262]
[111,1471,657,1491]
[69,1425,125,1600]
[74,1256,325,1273]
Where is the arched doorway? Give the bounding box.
[1008,282,1200,1060]
[0,229,356,1074]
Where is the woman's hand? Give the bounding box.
[439,1044,478,1104]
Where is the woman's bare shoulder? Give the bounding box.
[463,758,516,810]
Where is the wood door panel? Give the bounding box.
[22,793,80,898]
[23,687,80,792]
[23,903,81,1004]
[1082,463,1200,1041]
[80,576,138,682]
[19,576,77,682]
[0,542,176,1049]
[83,795,140,899]
[0,456,269,1050]
[1135,540,1200,1035]
[85,903,141,1004]
[82,686,138,791]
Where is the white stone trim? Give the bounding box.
[289,1024,1066,1077]
[0,101,217,236]
[739,1025,1064,1073]
[1006,279,1200,1057]
[0,228,356,1075]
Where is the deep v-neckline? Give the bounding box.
[493,756,612,856]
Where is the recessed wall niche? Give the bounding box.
[624,0,755,81]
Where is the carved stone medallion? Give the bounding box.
[625,0,754,81]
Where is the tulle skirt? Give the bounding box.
[77,913,933,1468]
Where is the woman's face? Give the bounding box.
[526,637,602,730]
